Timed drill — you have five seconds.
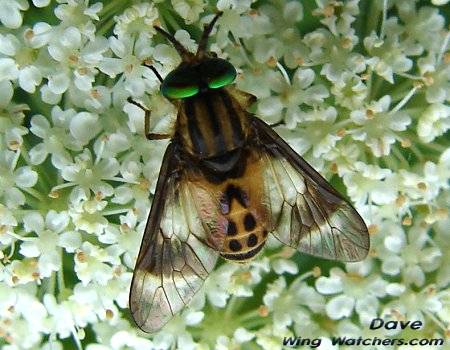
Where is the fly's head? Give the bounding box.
[154,13,237,100]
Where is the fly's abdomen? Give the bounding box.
[216,153,270,262]
[176,89,249,158]
[220,205,268,262]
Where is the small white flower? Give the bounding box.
[0,32,43,93]
[60,149,119,200]
[418,53,450,104]
[382,284,443,324]
[272,258,298,275]
[264,275,325,332]
[0,285,47,348]
[0,150,37,208]
[99,35,158,97]
[0,0,28,29]
[29,106,83,166]
[69,85,112,112]
[74,242,115,286]
[257,67,329,128]
[316,265,387,322]
[252,1,305,68]
[214,0,253,46]
[397,5,446,53]
[46,27,109,93]
[313,0,360,37]
[350,95,411,157]
[379,222,442,287]
[69,195,109,234]
[417,103,450,143]
[0,58,19,82]
[114,3,158,39]
[215,328,255,349]
[422,149,450,200]
[322,142,361,176]
[330,72,368,109]
[280,106,341,158]
[19,210,72,278]
[304,28,365,83]
[172,0,206,24]
[343,162,398,206]
[0,204,18,246]
[54,0,102,39]
[70,111,103,144]
[100,213,142,268]
[364,25,414,83]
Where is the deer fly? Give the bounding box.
[128,12,369,333]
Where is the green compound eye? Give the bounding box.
[202,58,237,89]
[160,59,237,99]
[161,67,199,99]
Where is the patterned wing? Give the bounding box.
[129,143,221,333]
[251,117,370,262]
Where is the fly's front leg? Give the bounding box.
[127,97,171,140]
[269,120,285,128]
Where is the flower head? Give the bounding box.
[0,1,449,349]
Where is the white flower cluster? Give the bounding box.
[0,0,449,349]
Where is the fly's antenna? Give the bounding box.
[153,25,194,62]
[143,63,163,83]
[196,11,223,59]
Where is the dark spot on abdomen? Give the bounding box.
[247,233,258,247]
[226,220,237,236]
[243,213,256,231]
[222,184,248,210]
[229,239,242,252]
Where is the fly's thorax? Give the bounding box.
[176,89,250,159]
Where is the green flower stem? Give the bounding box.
[421,142,449,153]
[369,74,385,101]
[436,32,450,64]
[240,316,270,330]
[71,327,83,350]
[5,241,15,260]
[390,83,417,103]
[38,273,56,300]
[7,231,33,242]
[99,0,129,17]
[102,208,131,216]
[424,310,447,332]
[160,11,182,32]
[365,0,382,39]
[391,146,410,169]
[57,249,66,295]
[409,144,425,162]
[390,86,419,114]
[237,308,261,323]
[400,107,424,116]
[21,187,45,202]
[379,0,388,39]
[97,16,117,36]
[224,296,245,321]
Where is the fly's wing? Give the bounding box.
[129,143,220,333]
[251,117,369,262]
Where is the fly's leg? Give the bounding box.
[143,63,163,82]
[269,120,285,128]
[127,97,171,140]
